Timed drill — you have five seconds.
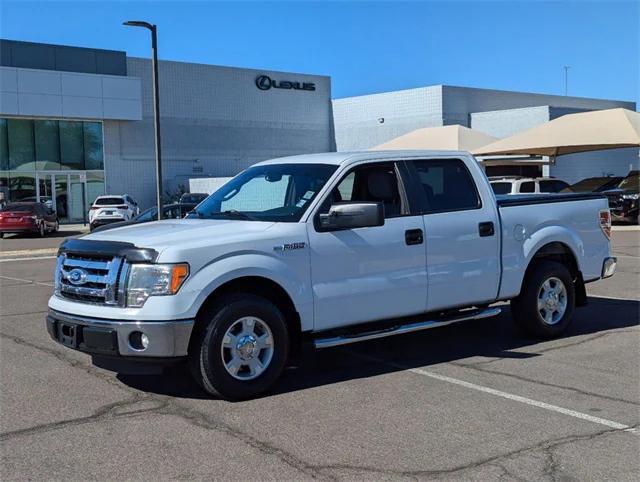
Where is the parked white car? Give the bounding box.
[48,151,615,400]
[88,195,139,231]
[490,176,570,195]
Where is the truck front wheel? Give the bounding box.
[511,260,575,338]
[189,293,289,400]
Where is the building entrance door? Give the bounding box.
[36,172,87,224]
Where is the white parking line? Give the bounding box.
[588,294,640,302]
[0,275,53,287]
[352,352,636,433]
[0,255,57,263]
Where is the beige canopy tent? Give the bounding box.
[371,124,498,152]
[473,108,640,160]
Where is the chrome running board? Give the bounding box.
[313,307,501,349]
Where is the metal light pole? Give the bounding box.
[563,65,571,96]
[123,20,163,220]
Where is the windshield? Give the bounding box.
[0,203,35,212]
[135,207,158,222]
[189,163,337,222]
[490,182,512,195]
[618,174,639,191]
[567,177,620,193]
[181,194,207,204]
[95,197,125,206]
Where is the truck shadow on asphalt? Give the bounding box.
[117,296,639,401]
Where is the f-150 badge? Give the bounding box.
[274,242,306,252]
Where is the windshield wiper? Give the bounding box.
[220,210,258,221]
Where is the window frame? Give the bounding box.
[312,160,418,232]
[404,158,483,216]
[519,181,536,193]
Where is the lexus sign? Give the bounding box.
[255,75,315,92]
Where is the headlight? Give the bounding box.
[126,263,189,308]
[621,193,639,200]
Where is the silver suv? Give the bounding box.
[490,176,570,195]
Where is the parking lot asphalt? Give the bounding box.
[0,231,638,480]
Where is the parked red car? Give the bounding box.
[0,202,59,238]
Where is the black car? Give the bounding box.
[91,203,196,233]
[602,171,639,224]
[179,193,208,204]
[562,176,624,193]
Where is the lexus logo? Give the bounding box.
[67,268,88,286]
[256,75,272,91]
[255,75,316,92]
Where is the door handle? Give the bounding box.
[405,228,424,245]
[479,221,495,237]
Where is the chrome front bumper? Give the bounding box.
[46,309,194,357]
[602,257,617,279]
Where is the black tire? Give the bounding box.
[0,232,4,239]
[511,260,575,338]
[189,293,289,400]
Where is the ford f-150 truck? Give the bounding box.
[47,151,616,400]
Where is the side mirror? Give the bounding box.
[318,202,384,231]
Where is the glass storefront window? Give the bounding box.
[59,121,84,170]
[0,119,8,171]
[0,170,8,206]
[8,119,35,171]
[8,171,36,202]
[34,120,62,170]
[83,122,104,170]
[86,170,105,205]
[0,118,105,211]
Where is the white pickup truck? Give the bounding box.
[47,151,616,400]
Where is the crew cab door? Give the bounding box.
[307,161,428,331]
[406,158,501,311]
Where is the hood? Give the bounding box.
[84,218,276,253]
[602,188,637,196]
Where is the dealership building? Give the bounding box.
[333,86,638,182]
[1,39,637,222]
[0,39,333,222]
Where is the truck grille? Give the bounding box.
[55,254,129,306]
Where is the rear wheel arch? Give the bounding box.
[523,241,586,306]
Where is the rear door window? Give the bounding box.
[539,180,569,193]
[491,182,512,195]
[411,159,481,213]
[519,182,535,193]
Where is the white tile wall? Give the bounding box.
[103,59,334,209]
[0,66,142,120]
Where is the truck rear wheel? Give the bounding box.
[511,260,575,338]
[189,293,289,400]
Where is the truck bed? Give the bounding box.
[496,192,606,207]
[496,192,610,300]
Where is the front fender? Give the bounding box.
[179,251,314,331]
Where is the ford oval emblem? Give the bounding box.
[67,268,88,285]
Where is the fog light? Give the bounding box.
[129,331,149,350]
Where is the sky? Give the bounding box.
[1,0,638,103]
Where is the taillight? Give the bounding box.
[90,206,99,210]
[599,209,611,239]
[116,205,128,209]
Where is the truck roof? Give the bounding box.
[254,150,473,167]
